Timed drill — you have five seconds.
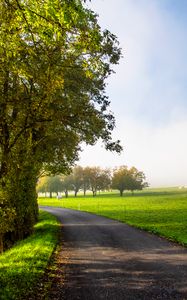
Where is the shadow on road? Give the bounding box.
[42,206,187,300]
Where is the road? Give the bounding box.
[41,206,187,300]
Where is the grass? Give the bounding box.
[0,210,60,300]
[38,188,187,246]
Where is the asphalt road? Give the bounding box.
[41,206,187,300]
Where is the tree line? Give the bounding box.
[0,0,122,252]
[37,165,148,197]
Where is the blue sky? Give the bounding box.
[79,0,187,187]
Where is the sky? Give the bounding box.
[79,0,187,187]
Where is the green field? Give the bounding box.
[39,188,187,246]
[0,210,60,300]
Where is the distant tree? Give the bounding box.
[85,167,111,196]
[70,166,84,197]
[82,167,92,196]
[96,168,111,193]
[88,167,100,196]
[112,166,130,196]
[37,176,63,198]
[128,167,148,194]
[61,175,73,198]
[37,177,48,196]
[112,166,148,196]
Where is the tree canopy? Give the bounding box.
[112,166,148,196]
[0,0,122,179]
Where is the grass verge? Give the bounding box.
[0,210,60,300]
[38,188,187,247]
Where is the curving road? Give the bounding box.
[41,206,187,300]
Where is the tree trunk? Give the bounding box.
[0,235,3,253]
[120,190,123,196]
[2,158,39,249]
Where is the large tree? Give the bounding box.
[0,0,122,250]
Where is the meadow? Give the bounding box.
[39,187,187,246]
[0,210,60,300]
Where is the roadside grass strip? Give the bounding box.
[39,189,187,246]
[0,210,60,300]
